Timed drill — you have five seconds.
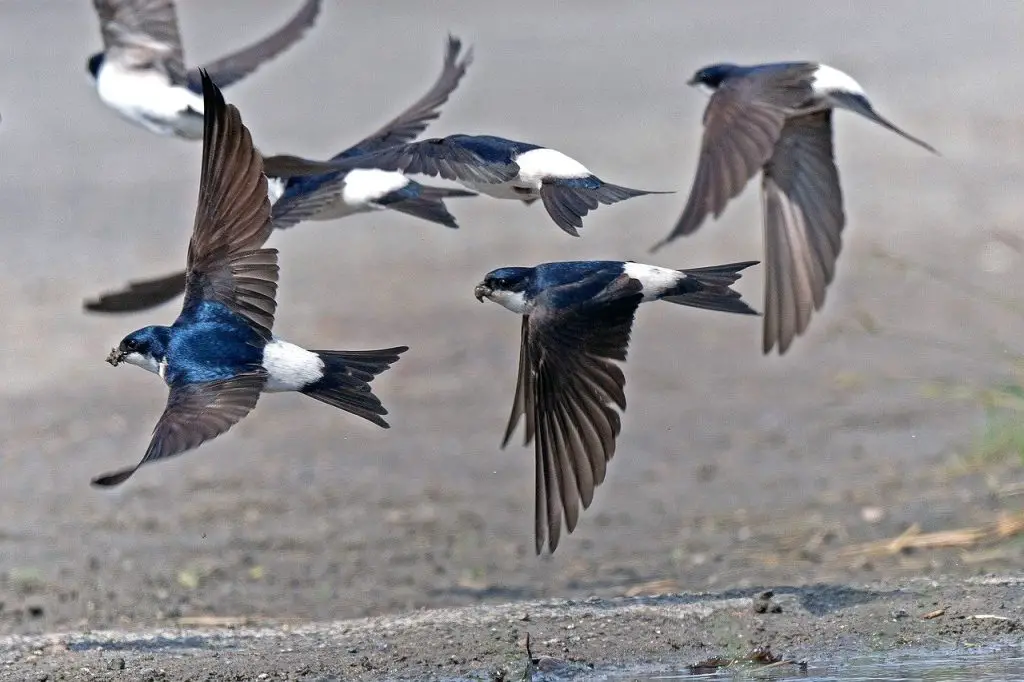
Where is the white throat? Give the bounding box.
[123,351,167,380]
[487,290,529,315]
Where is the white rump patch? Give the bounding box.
[811,64,866,97]
[342,168,411,208]
[514,148,591,187]
[266,177,286,205]
[262,339,324,392]
[623,262,682,301]
[486,289,530,315]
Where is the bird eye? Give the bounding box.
[123,339,137,351]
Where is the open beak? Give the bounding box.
[106,347,125,367]
[473,283,491,303]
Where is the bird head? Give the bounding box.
[474,267,532,314]
[687,63,740,90]
[86,52,105,81]
[107,326,170,376]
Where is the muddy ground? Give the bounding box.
[1,576,1022,680]
[0,0,1023,679]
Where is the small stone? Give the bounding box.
[107,657,126,671]
[861,506,885,524]
[753,590,779,614]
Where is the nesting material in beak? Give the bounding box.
[107,348,125,366]
[473,283,491,302]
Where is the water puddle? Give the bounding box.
[601,646,1024,682]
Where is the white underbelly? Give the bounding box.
[96,65,204,138]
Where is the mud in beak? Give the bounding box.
[106,347,125,366]
[473,283,491,302]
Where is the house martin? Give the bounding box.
[83,35,476,315]
[91,70,407,487]
[263,35,478,231]
[342,134,672,235]
[473,259,760,553]
[651,61,937,355]
[87,0,322,139]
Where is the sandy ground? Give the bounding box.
[0,0,1023,678]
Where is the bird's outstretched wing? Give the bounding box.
[652,64,817,251]
[186,0,322,92]
[83,271,188,313]
[183,69,278,340]
[503,273,642,554]
[93,0,187,76]
[91,373,267,486]
[761,110,845,354]
[337,34,474,159]
[339,135,520,184]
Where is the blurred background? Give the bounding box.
[0,0,1021,634]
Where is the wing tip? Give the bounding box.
[90,467,135,488]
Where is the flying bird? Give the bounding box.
[474,259,760,553]
[342,134,671,235]
[87,0,322,138]
[264,35,478,231]
[83,35,476,315]
[91,70,407,487]
[650,61,937,355]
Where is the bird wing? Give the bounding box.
[337,136,520,184]
[93,0,187,76]
[653,66,819,250]
[183,70,278,340]
[83,270,188,313]
[337,35,473,158]
[761,110,845,354]
[503,273,642,554]
[91,372,267,487]
[186,0,322,92]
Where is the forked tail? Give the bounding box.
[302,346,409,427]
[662,261,761,316]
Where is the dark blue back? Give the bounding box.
[167,300,266,384]
[449,135,541,163]
[530,261,623,306]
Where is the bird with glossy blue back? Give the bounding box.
[473,258,761,554]
[92,69,407,488]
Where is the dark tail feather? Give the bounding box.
[661,261,761,316]
[387,186,476,228]
[829,92,939,155]
[83,270,188,313]
[301,346,408,428]
[540,180,672,236]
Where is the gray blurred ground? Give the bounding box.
[0,0,1022,660]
